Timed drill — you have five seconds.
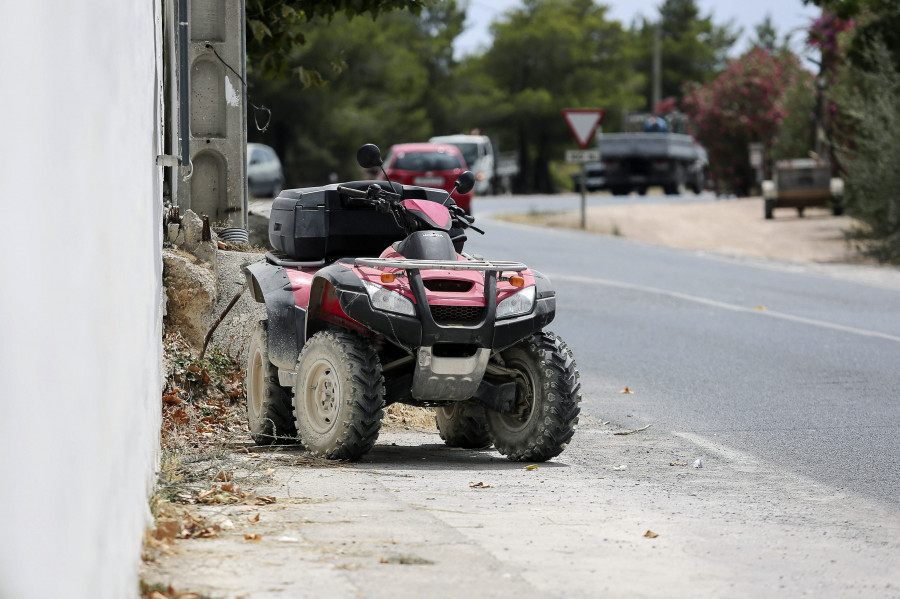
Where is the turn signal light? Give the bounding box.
[509,275,525,288]
[380,272,396,284]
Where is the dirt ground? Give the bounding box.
[501,197,866,264]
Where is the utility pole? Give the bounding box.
[652,21,662,113]
[165,0,248,228]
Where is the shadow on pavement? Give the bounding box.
[234,436,573,471]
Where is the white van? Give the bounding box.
[428,134,494,195]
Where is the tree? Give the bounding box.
[804,0,900,261]
[630,0,740,109]
[476,0,642,193]
[830,43,900,262]
[246,0,427,80]
[247,3,466,185]
[804,0,900,71]
[749,13,795,53]
[683,47,806,195]
[748,15,815,162]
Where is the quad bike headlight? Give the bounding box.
[496,285,535,319]
[363,281,416,317]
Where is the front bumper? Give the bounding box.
[335,258,556,353]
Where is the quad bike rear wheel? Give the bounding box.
[293,330,385,460]
[246,321,298,444]
[435,402,492,449]
[485,331,581,462]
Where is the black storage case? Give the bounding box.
[268,181,456,261]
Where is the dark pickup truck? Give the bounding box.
[596,113,707,196]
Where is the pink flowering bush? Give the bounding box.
[807,13,854,69]
[683,47,805,195]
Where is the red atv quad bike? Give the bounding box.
[243,144,581,461]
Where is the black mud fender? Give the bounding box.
[492,269,556,351]
[532,269,556,302]
[243,261,306,370]
[307,262,422,350]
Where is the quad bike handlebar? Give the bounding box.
[337,183,483,234]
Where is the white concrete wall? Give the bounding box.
[0,2,163,598]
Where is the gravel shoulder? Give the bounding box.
[500,197,863,263]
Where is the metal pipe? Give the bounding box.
[177,0,190,179]
[240,0,249,228]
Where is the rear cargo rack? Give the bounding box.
[354,258,527,272]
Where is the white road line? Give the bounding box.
[672,431,762,465]
[551,273,900,344]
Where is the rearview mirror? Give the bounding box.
[357,144,383,169]
[455,171,476,195]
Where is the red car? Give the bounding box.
[380,143,473,212]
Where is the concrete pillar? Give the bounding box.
[168,0,247,228]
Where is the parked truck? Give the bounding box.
[597,113,707,196]
[428,134,495,195]
[762,158,844,219]
[428,134,520,196]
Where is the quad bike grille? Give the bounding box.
[423,279,474,292]
[429,304,485,325]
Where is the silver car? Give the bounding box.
[247,143,284,198]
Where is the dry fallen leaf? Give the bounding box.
[469,482,491,489]
[147,588,200,599]
[153,519,181,542]
[614,423,653,436]
[214,470,232,482]
[217,240,227,250]
[524,465,539,471]
[244,534,262,541]
[162,394,181,406]
[171,409,190,425]
[187,365,200,374]
[248,512,260,523]
[201,368,210,385]
[619,386,634,394]
[669,461,688,467]
[644,530,659,538]
[255,495,277,505]
[756,306,767,311]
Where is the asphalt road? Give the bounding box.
[467,194,900,510]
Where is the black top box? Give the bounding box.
[268,181,455,261]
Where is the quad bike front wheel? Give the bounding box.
[246,321,298,444]
[293,330,385,460]
[485,331,582,462]
[435,402,492,449]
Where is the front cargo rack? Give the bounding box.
[354,258,527,272]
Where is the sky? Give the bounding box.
[454,0,822,61]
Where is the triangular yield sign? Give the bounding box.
[562,109,605,148]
